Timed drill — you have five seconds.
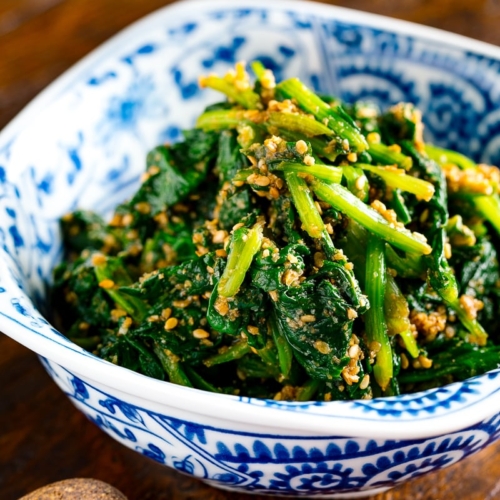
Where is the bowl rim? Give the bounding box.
[2,0,500,440]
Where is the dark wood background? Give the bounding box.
[2,1,500,499]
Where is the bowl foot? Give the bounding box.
[203,480,391,498]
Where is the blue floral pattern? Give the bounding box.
[1,1,500,496]
[44,359,500,496]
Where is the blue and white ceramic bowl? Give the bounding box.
[2,0,500,497]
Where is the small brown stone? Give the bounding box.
[19,478,127,499]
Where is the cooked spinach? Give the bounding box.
[52,63,500,401]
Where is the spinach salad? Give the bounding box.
[52,62,500,401]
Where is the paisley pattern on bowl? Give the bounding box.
[1,1,500,496]
[42,357,500,497]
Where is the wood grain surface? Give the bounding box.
[1,1,500,499]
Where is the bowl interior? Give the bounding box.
[1,0,500,413]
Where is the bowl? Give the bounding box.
[1,0,500,497]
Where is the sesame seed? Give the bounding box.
[165,317,179,330]
[161,308,172,320]
[445,326,456,338]
[173,299,191,309]
[333,249,345,261]
[314,340,331,354]
[247,155,257,166]
[193,328,210,339]
[111,309,127,321]
[269,187,280,199]
[459,294,484,320]
[212,230,227,244]
[99,279,115,289]
[348,344,360,358]
[118,317,132,336]
[347,308,358,320]
[247,325,260,335]
[314,252,324,268]
[109,214,123,227]
[122,214,134,226]
[282,269,300,286]
[401,352,409,369]
[214,296,229,316]
[359,374,370,390]
[303,155,315,166]
[154,212,168,227]
[91,254,107,266]
[247,173,257,184]
[418,355,433,369]
[215,248,227,258]
[295,140,308,155]
[253,175,270,186]
[135,202,151,214]
[300,315,316,323]
[192,233,203,244]
[196,247,209,257]
[103,234,116,247]
[126,229,139,240]
[347,152,358,163]
[264,141,277,154]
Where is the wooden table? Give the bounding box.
[1,1,500,499]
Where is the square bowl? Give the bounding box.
[1,1,500,497]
